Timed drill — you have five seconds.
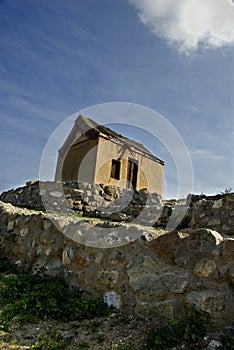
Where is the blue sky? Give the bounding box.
[1,0,234,198]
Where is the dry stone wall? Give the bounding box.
[1,180,234,233]
[0,180,164,225]
[0,197,234,328]
[190,194,234,234]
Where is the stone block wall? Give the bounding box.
[0,200,233,328]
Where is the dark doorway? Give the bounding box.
[127,159,138,189]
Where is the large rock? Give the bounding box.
[186,290,232,318]
[149,230,181,260]
[184,228,223,252]
[135,300,174,322]
[127,254,188,295]
[222,238,234,262]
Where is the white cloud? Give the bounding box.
[129,0,234,54]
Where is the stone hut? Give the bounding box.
[55,115,164,195]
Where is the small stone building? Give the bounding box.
[55,115,164,194]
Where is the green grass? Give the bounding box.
[0,258,111,331]
[146,306,211,350]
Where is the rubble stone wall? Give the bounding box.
[0,180,166,226]
[190,194,234,234]
[0,199,234,328]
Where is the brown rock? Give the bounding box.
[194,258,216,277]
[149,230,181,259]
[185,228,223,252]
[222,238,234,262]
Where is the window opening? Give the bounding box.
[111,159,121,180]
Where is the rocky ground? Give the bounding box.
[0,312,152,350]
[0,316,229,350]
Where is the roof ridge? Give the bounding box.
[73,115,164,164]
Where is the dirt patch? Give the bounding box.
[0,312,152,349]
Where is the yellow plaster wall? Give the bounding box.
[60,138,98,183]
[94,137,164,195]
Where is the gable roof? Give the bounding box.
[59,115,164,165]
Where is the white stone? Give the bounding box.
[212,199,223,209]
[103,291,121,309]
[207,339,222,349]
[50,191,63,198]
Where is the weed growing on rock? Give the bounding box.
[31,329,72,350]
[221,329,234,350]
[146,306,211,350]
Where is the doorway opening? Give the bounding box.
[127,158,138,189]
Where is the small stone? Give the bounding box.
[103,291,121,308]
[212,199,223,209]
[208,219,221,226]
[215,264,229,279]
[94,252,103,264]
[62,246,74,265]
[15,260,22,267]
[20,227,29,237]
[194,258,216,278]
[108,250,126,265]
[174,256,188,268]
[66,198,73,207]
[207,339,222,350]
[46,259,62,276]
[62,332,73,340]
[43,220,52,230]
[109,212,127,221]
[7,221,14,231]
[50,191,63,198]
[97,269,119,285]
[222,224,231,231]
[73,189,83,195]
[45,247,52,256]
[73,252,90,268]
[140,231,153,242]
[85,190,93,197]
[26,179,39,186]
